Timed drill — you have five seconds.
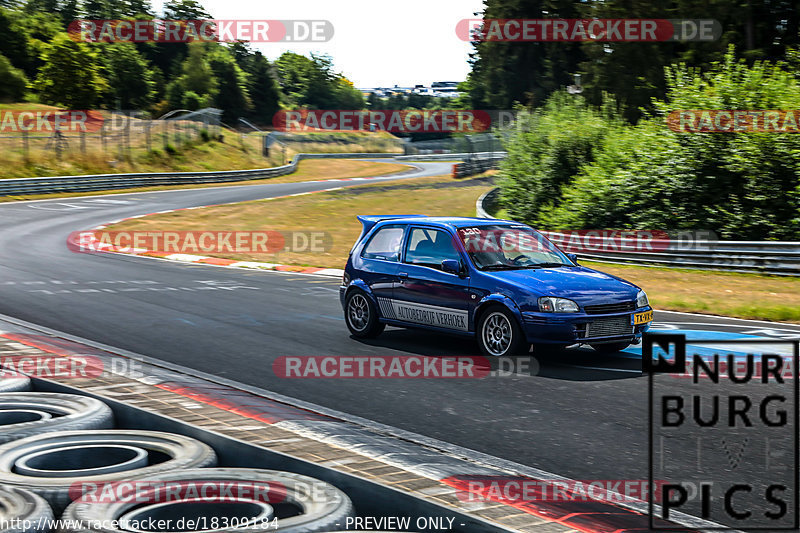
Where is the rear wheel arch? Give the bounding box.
[344,279,374,300]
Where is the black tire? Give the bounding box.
[591,342,631,354]
[0,430,217,512]
[344,290,385,338]
[0,487,53,533]
[0,393,114,445]
[0,377,31,393]
[61,468,354,533]
[476,306,525,357]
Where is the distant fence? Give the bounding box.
[0,108,224,162]
[477,188,800,276]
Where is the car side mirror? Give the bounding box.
[567,253,578,264]
[441,259,462,275]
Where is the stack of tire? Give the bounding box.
[0,389,356,533]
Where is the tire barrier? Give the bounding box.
[0,382,482,531]
[0,430,217,511]
[0,394,113,445]
[0,487,53,533]
[61,468,355,533]
[0,378,31,394]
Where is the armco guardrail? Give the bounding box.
[0,151,501,197]
[0,153,393,196]
[477,187,800,276]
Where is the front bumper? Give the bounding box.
[520,307,652,345]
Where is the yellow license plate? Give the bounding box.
[633,310,653,325]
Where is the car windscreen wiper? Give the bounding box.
[480,264,517,271]
[520,262,569,268]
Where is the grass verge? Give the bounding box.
[579,260,800,323]
[110,174,496,269]
[107,173,799,323]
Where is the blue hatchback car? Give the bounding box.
[340,215,653,357]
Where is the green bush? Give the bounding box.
[500,48,800,240]
[0,52,27,102]
[181,91,203,111]
[499,93,621,226]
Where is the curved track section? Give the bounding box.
[0,158,797,486]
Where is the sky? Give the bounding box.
[151,0,485,88]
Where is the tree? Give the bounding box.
[178,43,217,97]
[466,0,800,121]
[275,51,363,109]
[165,79,184,109]
[366,92,381,109]
[333,76,364,109]
[82,0,109,19]
[181,90,202,110]
[103,42,155,108]
[23,0,56,14]
[0,52,27,101]
[121,0,152,17]
[0,7,33,74]
[59,0,80,29]
[34,33,108,107]
[243,51,281,125]
[163,0,210,19]
[207,47,249,122]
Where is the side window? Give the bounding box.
[405,228,461,269]
[361,225,405,262]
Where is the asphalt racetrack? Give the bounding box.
[1,158,798,505]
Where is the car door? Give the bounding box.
[356,224,406,311]
[389,226,471,332]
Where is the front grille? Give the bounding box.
[584,301,636,315]
[586,316,633,338]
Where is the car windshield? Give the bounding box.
[457,225,572,270]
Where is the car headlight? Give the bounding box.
[636,290,649,308]
[538,297,579,313]
[342,272,350,286]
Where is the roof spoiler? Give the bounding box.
[352,215,427,252]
